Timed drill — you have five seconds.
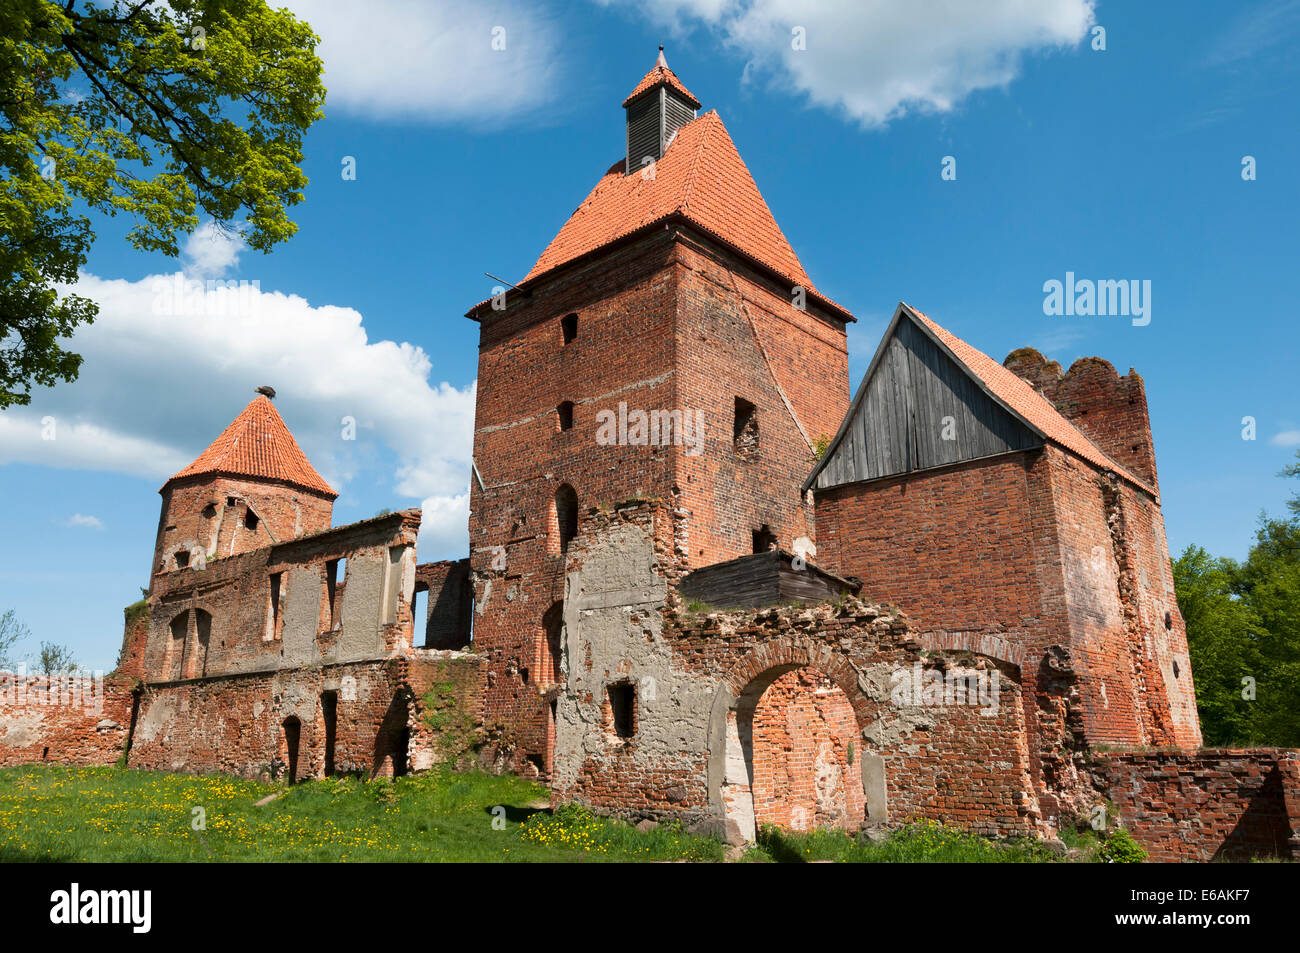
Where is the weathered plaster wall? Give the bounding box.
[551,501,1042,842]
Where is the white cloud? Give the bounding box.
[182,222,246,279]
[602,0,1095,127]
[282,0,565,124]
[1271,430,1300,448]
[0,271,476,560]
[416,492,471,561]
[64,514,104,529]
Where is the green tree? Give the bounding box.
[33,640,78,674]
[1176,451,1300,747]
[0,608,31,669]
[0,0,325,406]
[1172,545,1261,745]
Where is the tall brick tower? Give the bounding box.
[152,391,336,580]
[465,51,853,772]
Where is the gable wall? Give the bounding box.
[814,315,1040,490]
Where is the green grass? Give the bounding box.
[0,765,1103,863]
[0,765,723,862]
[749,819,1065,863]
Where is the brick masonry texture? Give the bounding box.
[0,673,134,767]
[1096,750,1300,861]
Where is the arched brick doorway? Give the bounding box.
[708,641,880,841]
[751,668,865,832]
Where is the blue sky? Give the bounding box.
[2,0,1298,671]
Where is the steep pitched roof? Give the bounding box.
[514,111,849,319]
[164,395,336,497]
[622,54,701,109]
[804,303,1156,495]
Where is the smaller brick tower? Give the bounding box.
[152,390,336,580]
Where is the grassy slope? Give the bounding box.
[0,765,1075,863]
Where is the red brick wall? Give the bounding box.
[813,442,1202,813]
[468,227,849,767]
[672,236,848,565]
[0,674,135,767]
[1097,749,1300,861]
[814,453,1044,633]
[751,668,864,831]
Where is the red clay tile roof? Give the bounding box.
[623,57,701,109]
[518,111,848,318]
[908,305,1156,495]
[165,395,336,497]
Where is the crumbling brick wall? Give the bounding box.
[127,654,484,780]
[550,500,1042,841]
[751,668,865,831]
[143,510,422,683]
[1096,749,1300,861]
[1004,349,1159,490]
[0,673,135,767]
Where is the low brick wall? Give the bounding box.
[0,673,135,767]
[127,653,485,780]
[1097,749,1300,861]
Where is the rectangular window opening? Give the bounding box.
[734,397,758,453]
[608,682,635,739]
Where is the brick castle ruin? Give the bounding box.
[3,53,1297,862]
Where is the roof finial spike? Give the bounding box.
[656,45,667,67]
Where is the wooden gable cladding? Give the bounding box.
[808,306,1042,490]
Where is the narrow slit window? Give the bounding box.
[324,558,346,631]
[557,401,574,431]
[411,583,428,647]
[267,572,284,641]
[561,313,578,344]
[554,484,578,554]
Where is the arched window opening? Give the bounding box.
[166,611,188,680]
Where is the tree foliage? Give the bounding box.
[0,0,325,406]
[1175,451,1300,747]
[0,608,31,670]
[33,639,78,674]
